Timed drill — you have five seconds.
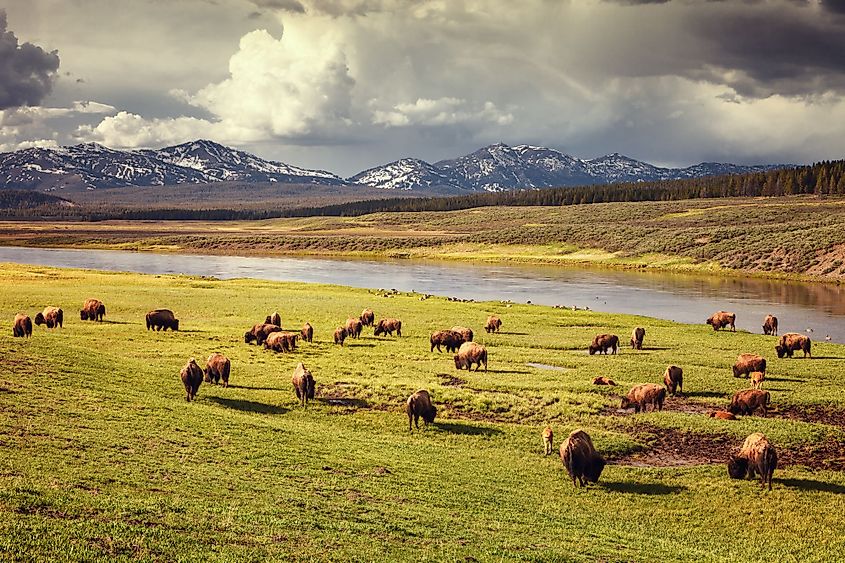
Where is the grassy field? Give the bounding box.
[3,196,845,281]
[2,263,845,561]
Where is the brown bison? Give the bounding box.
[345,317,363,339]
[560,429,606,488]
[301,322,313,343]
[454,342,488,372]
[663,365,683,396]
[727,433,778,490]
[732,353,766,378]
[80,298,106,321]
[244,323,282,345]
[265,311,281,327]
[775,332,811,359]
[589,334,619,355]
[203,353,231,387]
[34,307,63,329]
[360,308,375,327]
[451,326,474,342]
[146,309,178,331]
[591,376,617,386]
[762,315,778,336]
[374,318,402,337]
[709,410,737,420]
[430,330,464,353]
[630,327,645,350]
[750,371,765,390]
[264,331,298,352]
[406,389,437,431]
[485,315,502,333]
[13,313,32,338]
[334,326,348,346]
[292,362,316,406]
[542,426,554,456]
[621,383,666,413]
[728,388,771,417]
[180,358,203,402]
[706,311,736,331]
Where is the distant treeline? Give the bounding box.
[3,160,845,221]
[0,190,71,210]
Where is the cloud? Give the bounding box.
[373,97,513,128]
[0,9,60,110]
[249,0,306,12]
[75,111,218,148]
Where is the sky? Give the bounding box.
[1,0,845,176]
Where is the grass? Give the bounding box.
[1,263,845,561]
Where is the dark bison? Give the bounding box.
[292,362,316,406]
[345,317,363,339]
[360,308,375,327]
[630,327,645,350]
[146,309,178,331]
[485,315,502,333]
[451,326,474,343]
[203,353,231,387]
[762,315,778,336]
[430,330,464,353]
[406,389,437,431]
[589,334,619,355]
[728,388,771,417]
[374,318,402,337]
[560,429,606,488]
[34,307,63,329]
[265,311,281,327]
[663,365,683,396]
[244,323,282,345]
[454,342,488,372]
[727,432,777,490]
[621,383,666,413]
[301,322,313,343]
[591,376,617,386]
[180,358,203,402]
[334,326,348,346]
[542,426,554,456]
[775,332,811,358]
[80,298,106,321]
[13,313,32,338]
[706,311,736,331]
[733,353,766,378]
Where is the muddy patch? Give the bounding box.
[776,404,845,429]
[316,383,370,412]
[611,425,732,467]
[602,394,720,417]
[780,440,845,471]
[437,373,466,387]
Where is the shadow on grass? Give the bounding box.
[316,397,369,408]
[177,329,204,334]
[434,421,503,436]
[486,369,532,375]
[496,331,530,336]
[346,342,376,347]
[206,396,287,415]
[641,346,672,351]
[601,481,687,495]
[777,478,845,494]
[101,320,133,325]
[227,384,279,391]
[766,376,807,383]
[801,356,842,360]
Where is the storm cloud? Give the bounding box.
[0,10,59,110]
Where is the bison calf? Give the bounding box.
[775,332,811,359]
[621,383,666,413]
[560,429,606,487]
[589,334,619,355]
[454,342,488,372]
[12,313,32,338]
[406,389,437,431]
[709,410,737,420]
[591,376,617,386]
[542,426,554,456]
[204,353,231,387]
[292,362,316,406]
[706,311,736,332]
[750,371,765,390]
[630,327,645,350]
[663,365,683,396]
[180,358,203,402]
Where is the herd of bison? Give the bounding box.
[11,300,822,491]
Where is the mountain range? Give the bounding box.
[0,139,785,194]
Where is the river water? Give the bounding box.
[1,245,843,342]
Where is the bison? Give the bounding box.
[485,315,502,333]
[621,383,666,413]
[630,327,645,350]
[728,388,770,417]
[709,410,737,420]
[265,311,281,327]
[451,326,474,343]
[180,358,203,402]
[727,432,778,490]
[750,371,765,390]
[454,342,488,372]
[244,323,282,345]
[80,298,106,322]
[146,309,178,332]
[12,313,32,338]
[542,426,554,456]
[559,429,606,488]
[732,353,766,378]
[589,334,619,355]
[406,389,437,431]
[663,365,683,396]
[360,308,375,327]
[706,311,736,331]
[374,318,402,337]
[264,331,298,352]
[775,332,811,359]
[334,326,348,346]
[345,317,363,339]
[430,330,464,353]
[34,307,63,329]
[292,362,316,406]
[203,353,231,387]
[301,322,314,343]
[591,376,617,386]
[762,315,778,336]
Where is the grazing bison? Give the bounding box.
[728,388,771,417]
[750,371,765,390]
[630,327,645,350]
[301,322,314,343]
[762,315,778,336]
[360,308,375,327]
[589,334,619,355]
[264,331,297,352]
[180,358,203,402]
[334,326,348,346]
[244,323,282,345]
[34,307,63,329]
[345,317,363,339]
[621,383,666,413]
[12,313,32,338]
[203,353,231,387]
[406,389,437,431]
[374,318,402,337]
[775,332,812,359]
[542,426,554,456]
[430,330,464,353]
[591,376,617,386]
[560,429,606,488]
[451,326,474,343]
[732,353,766,378]
[80,298,106,322]
[146,309,178,332]
[485,315,502,333]
[454,342,488,372]
[706,311,736,332]
[292,362,316,406]
[728,433,778,490]
[663,365,683,396]
[265,311,282,327]
[709,410,737,420]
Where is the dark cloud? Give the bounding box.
[249,0,305,13]
[0,10,60,110]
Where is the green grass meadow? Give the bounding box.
[1,263,844,561]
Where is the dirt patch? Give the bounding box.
[776,403,845,429]
[611,425,732,467]
[779,440,845,471]
[316,383,370,412]
[601,394,720,417]
[437,373,466,387]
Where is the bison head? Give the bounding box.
[423,405,437,424]
[80,309,89,321]
[588,344,599,355]
[620,396,633,410]
[453,355,463,370]
[584,455,606,484]
[172,319,180,331]
[34,312,45,326]
[244,331,256,343]
[727,456,748,479]
[775,345,786,358]
[374,322,385,336]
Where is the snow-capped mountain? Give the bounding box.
[349,158,465,191]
